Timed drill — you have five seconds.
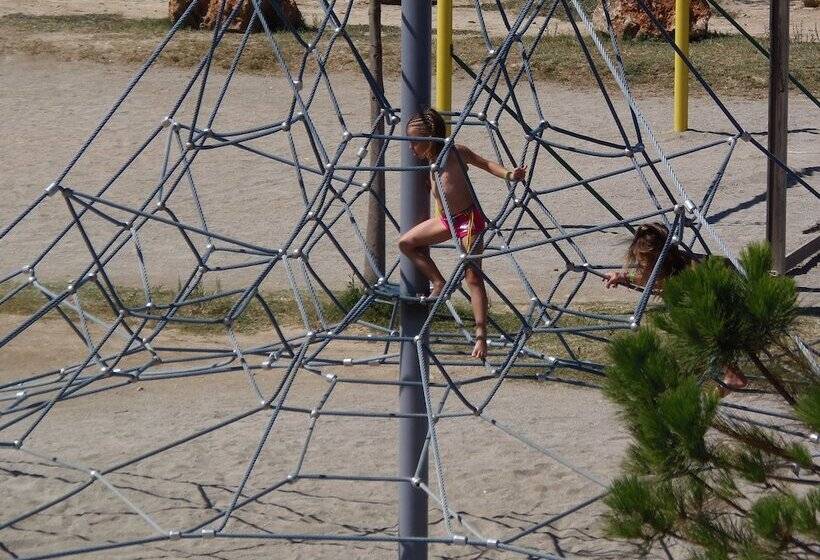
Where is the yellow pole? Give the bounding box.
[673,0,690,132]
[436,0,453,133]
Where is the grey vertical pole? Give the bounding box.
[399,0,431,557]
[766,0,789,274]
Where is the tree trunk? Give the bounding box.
[168,0,304,32]
[592,0,712,40]
[364,0,386,286]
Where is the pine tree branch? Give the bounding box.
[691,472,747,515]
[710,421,784,466]
[693,470,820,558]
[770,337,812,379]
[747,351,796,405]
[762,347,812,388]
[710,419,820,479]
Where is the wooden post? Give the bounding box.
[766,0,789,274]
[364,0,386,285]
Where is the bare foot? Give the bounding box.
[718,362,748,397]
[472,335,487,359]
[429,280,445,298]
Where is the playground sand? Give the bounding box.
[1,55,817,307]
[1,3,818,557]
[0,313,641,559]
[0,310,803,559]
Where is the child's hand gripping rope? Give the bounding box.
[397,108,527,360]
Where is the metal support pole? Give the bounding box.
[673,0,689,132]
[766,0,789,274]
[399,0,431,558]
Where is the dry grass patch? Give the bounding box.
[1,14,818,96]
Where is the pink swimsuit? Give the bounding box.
[438,205,486,246]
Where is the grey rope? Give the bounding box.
[0,0,816,558]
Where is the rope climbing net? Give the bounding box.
[0,0,817,558]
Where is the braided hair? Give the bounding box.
[406,107,447,160]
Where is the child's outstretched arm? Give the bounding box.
[458,145,527,182]
[602,270,632,289]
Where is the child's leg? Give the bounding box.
[719,363,749,397]
[398,218,451,296]
[463,244,488,360]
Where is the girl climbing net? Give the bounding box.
[398,108,527,359]
[602,222,749,393]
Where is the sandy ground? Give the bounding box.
[0,308,807,558]
[0,0,819,40]
[0,55,817,309]
[0,314,640,559]
[0,3,817,558]
[0,15,817,556]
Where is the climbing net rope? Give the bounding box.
[0,0,817,558]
